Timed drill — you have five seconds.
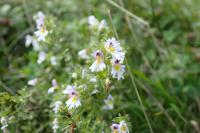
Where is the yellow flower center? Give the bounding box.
[108,46,115,53]
[72,97,77,103]
[113,64,121,71]
[120,125,126,132]
[96,56,102,64]
[114,129,119,133]
[40,27,46,34]
[108,101,112,105]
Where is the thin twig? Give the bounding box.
[118,0,154,74]
[135,79,182,133]
[0,80,15,95]
[106,0,149,26]
[125,58,154,133]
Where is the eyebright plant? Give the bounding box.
[1,12,131,133]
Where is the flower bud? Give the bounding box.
[72,73,78,79]
[105,78,112,90]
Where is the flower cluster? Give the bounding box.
[105,38,126,80]
[77,15,129,132]
[25,11,48,49]
[77,16,126,80]
[79,36,125,80]
[111,121,129,133]
[24,13,130,133]
[25,11,51,67]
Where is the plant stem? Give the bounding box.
[125,58,154,133]
[106,0,149,26]
[108,8,154,133]
[0,80,15,95]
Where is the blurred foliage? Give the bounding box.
[0,0,200,132]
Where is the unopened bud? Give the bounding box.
[105,78,112,90]
[72,73,77,79]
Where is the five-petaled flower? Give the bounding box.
[35,11,45,29]
[89,50,106,72]
[103,95,114,110]
[78,49,89,59]
[25,35,41,51]
[105,37,125,62]
[27,78,38,86]
[111,58,125,80]
[34,11,48,42]
[34,26,48,42]
[63,85,81,110]
[111,123,120,133]
[37,51,46,64]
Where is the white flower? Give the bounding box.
[35,11,45,29]
[25,35,41,51]
[34,11,48,42]
[37,51,46,64]
[48,87,55,94]
[111,58,125,80]
[89,50,106,72]
[27,78,38,86]
[72,73,78,79]
[62,85,76,95]
[88,15,99,28]
[88,15,107,31]
[111,123,120,133]
[91,88,99,95]
[89,77,97,83]
[48,79,58,94]
[105,37,125,62]
[1,117,8,130]
[66,96,81,110]
[34,27,48,42]
[78,84,87,90]
[25,35,32,47]
[52,79,57,87]
[63,85,81,110]
[78,49,89,59]
[119,121,129,133]
[53,101,62,114]
[98,19,107,31]
[103,95,114,110]
[50,56,57,66]
[52,118,59,133]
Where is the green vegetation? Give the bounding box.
[0,0,200,132]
